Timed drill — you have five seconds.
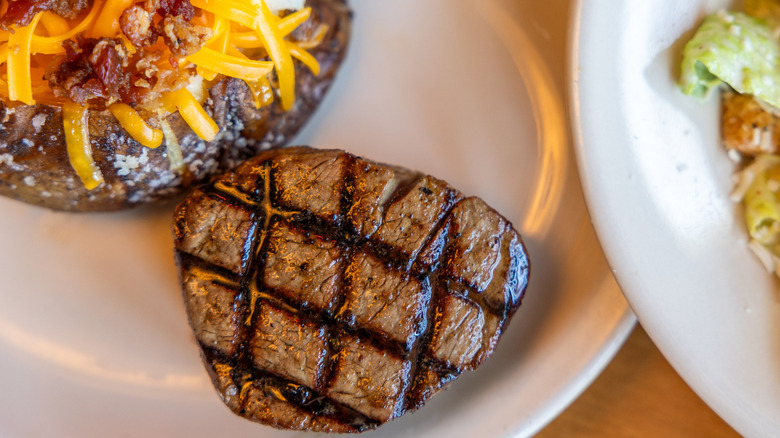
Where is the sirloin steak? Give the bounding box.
[173,147,530,432]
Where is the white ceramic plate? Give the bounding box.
[571,1,780,436]
[0,1,633,436]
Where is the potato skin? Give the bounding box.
[0,0,351,211]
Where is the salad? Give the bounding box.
[681,0,780,278]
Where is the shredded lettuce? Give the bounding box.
[744,155,780,250]
[681,1,780,277]
[680,11,780,108]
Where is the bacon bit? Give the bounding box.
[91,40,127,96]
[47,38,168,106]
[157,0,194,20]
[138,65,194,107]
[122,81,153,103]
[121,0,208,63]
[2,0,42,28]
[158,14,211,58]
[1,0,91,28]
[11,0,217,108]
[134,49,161,79]
[47,37,132,106]
[120,5,158,48]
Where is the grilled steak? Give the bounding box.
[173,147,530,432]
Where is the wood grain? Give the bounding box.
[538,325,740,437]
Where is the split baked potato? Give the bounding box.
[0,0,351,211]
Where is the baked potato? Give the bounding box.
[0,0,350,211]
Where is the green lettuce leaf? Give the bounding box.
[680,11,780,108]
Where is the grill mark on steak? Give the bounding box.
[400,268,452,411]
[202,346,377,432]
[175,146,530,431]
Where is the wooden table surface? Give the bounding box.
[538,325,740,437]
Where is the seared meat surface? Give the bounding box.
[173,147,530,432]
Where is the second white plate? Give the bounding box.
[571,1,780,436]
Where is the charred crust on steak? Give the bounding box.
[174,147,531,432]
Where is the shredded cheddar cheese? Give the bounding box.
[230,6,310,46]
[191,0,256,28]
[63,102,105,190]
[0,43,8,65]
[186,48,274,81]
[245,76,274,108]
[288,41,319,75]
[39,11,70,36]
[109,104,164,148]
[196,16,231,80]
[253,0,295,110]
[207,16,230,49]
[0,0,321,189]
[163,88,219,142]
[295,22,328,49]
[278,7,311,35]
[159,116,184,171]
[30,2,103,55]
[88,0,135,38]
[7,14,41,105]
